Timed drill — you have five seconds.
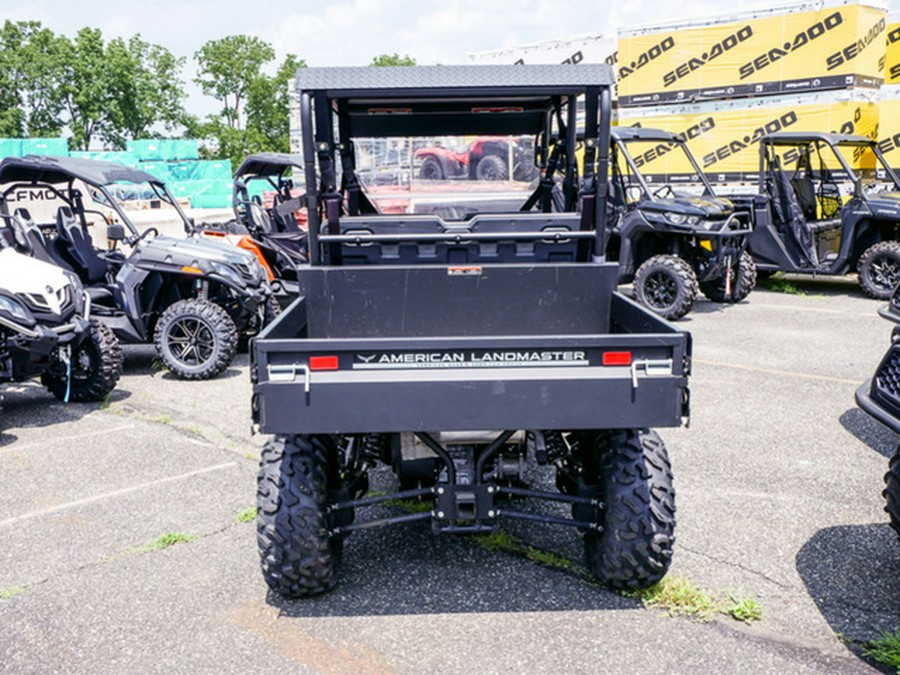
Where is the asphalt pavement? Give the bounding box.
[1,275,898,674]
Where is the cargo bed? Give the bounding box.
[252,262,690,434]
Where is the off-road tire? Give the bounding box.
[475,154,508,181]
[154,298,237,380]
[257,435,342,597]
[858,241,900,300]
[700,251,758,303]
[42,319,123,402]
[584,429,676,590]
[885,448,900,542]
[633,255,698,321]
[419,156,444,180]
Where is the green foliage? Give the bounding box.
[245,53,306,154]
[0,586,26,600]
[628,575,721,622]
[192,36,305,168]
[727,594,764,623]
[0,21,67,137]
[135,532,196,552]
[475,530,578,573]
[236,507,257,523]
[864,629,900,672]
[194,35,275,130]
[760,276,805,295]
[0,21,186,149]
[370,53,417,67]
[626,576,764,624]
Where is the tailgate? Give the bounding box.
[253,294,690,434]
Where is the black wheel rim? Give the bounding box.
[871,255,900,291]
[167,317,216,367]
[644,271,678,309]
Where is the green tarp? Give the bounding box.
[0,139,22,158]
[128,139,200,161]
[21,137,68,156]
[70,151,139,166]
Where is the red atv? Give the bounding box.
[415,136,537,182]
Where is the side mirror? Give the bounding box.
[107,223,126,241]
[107,223,125,251]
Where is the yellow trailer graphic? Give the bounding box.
[618,2,886,107]
[884,18,900,83]
[618,93,880,182]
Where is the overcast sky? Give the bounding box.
[2,0,899,118]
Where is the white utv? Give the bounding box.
[0,234,122,411]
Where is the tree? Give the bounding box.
[370,53,416,67]
[107,36,187,143]
[0,21,67,137]
[194,35,275,130]
[245,54,306,154]
[58,27,111,150]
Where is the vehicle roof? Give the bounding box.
[762,131,875,145]
[295,64,613,137]
[0,155,162,187]
[234,153,304,179]
[611,127,681,143]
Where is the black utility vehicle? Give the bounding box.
[252,65,692,597]
[0,241,122,411]
[856,292,900,543]
[0,156,273,380]
[608,127,755,320]
[212,153,308,303]
[730,132,900,299]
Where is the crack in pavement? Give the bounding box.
[680,544,794,591]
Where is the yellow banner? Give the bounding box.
[885,21,900,83]
[617,99,880,181]
[618,4,887,106]
[878,97,900,167]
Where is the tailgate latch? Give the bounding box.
[630,358,673,389]
[268,363,311,393]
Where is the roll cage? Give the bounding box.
[294,64,614,266]
[0,155,196,246]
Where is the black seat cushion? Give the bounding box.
[54,206,109,284]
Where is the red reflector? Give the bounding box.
[309,356,339,371]
[603,352,632,366]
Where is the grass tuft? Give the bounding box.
[135,532,196,553]
[475,529,580,574]
[761,277,805,295]
[864,629,900,671]
[628,575,721,623]
[154,414,172,425]
[624,576,763,624]
[727,594,764,623]
[236,507,257,523]
[0,586,26,600]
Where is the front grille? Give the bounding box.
[16,286,75,321]
[875,346,900,401]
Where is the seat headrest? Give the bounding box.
[13,207,32,222]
